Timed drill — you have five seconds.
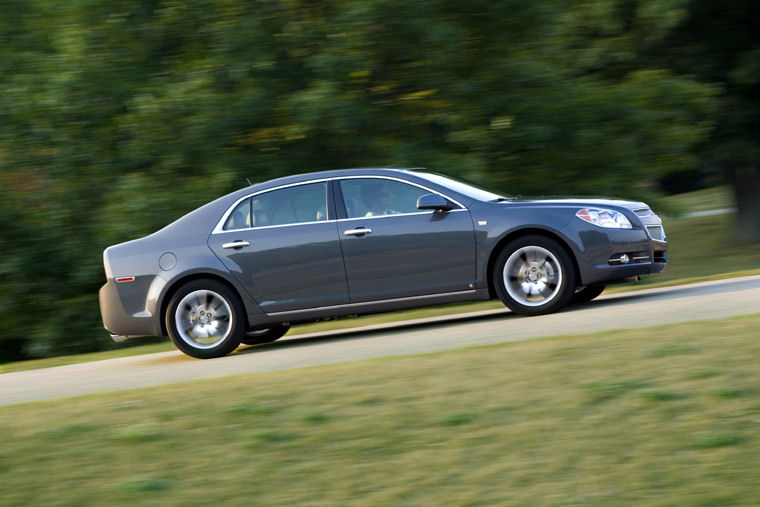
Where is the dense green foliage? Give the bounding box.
[658,0,760,240]
[0,0,755,360]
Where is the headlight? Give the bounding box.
[576,208,632,229]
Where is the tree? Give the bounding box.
[0,0,718,360]
[658,0,760,241]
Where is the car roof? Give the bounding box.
[247,167,422,191]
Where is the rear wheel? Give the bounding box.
[166,279,245,359]
[493,235,576,316]
[241,324,290,345]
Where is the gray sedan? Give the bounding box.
[99,168,667,358]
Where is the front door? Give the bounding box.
[336,177,477,303]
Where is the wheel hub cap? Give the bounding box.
[503,246,563,307]
[175,290,233,349]
[526,265,544,283]
[195,310,214,326]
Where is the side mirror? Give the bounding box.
[417,193,454,212]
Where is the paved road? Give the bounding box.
[2,276,760,406]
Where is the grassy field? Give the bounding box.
[658,185,733,216]
[2,314,760,505]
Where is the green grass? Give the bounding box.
[661,185,733,216]
[648,213,760,284]
[2,314,760,505]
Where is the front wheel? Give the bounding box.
[166,279,245,359]
[493,235,576,316]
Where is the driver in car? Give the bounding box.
[361,183,398,216]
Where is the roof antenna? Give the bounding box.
[246,177,253,186]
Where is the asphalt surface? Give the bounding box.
[2,275,760,406]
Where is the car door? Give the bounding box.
[336,177,477,303]
[208,181,349,313]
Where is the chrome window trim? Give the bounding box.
[336,208,468,223]
[212,178,331,234]
[213,210,468,234]
[336,175,467,212]
[214,218,339,234]
[212,175,467,234]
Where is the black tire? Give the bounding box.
[571,284,606,304]
[166,279,245,359]
[241,324,291,345]
[493,235,576,316]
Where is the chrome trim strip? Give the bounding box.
[214,218,334,234]
[267,289,478,317]
[336,208,468,223]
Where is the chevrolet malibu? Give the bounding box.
[100,168,667,358]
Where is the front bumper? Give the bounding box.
[574,228,668,286]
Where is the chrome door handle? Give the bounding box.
[344,228,372,237]
[222,240,250,249]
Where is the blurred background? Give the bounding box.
[0,0,758,361]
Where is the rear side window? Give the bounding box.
[225,181,327,229]
[223,198,251,231]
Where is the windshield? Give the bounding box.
[413,172,507,202]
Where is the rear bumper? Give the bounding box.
[99,278,163,341]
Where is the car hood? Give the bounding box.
[502,196,650,212]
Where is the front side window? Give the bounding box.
[223,182,328,230]
[339,178,430,218]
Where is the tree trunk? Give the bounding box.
[726,166,760,243]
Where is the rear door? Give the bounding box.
[336,177,477,303]
[208,181,349,313]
